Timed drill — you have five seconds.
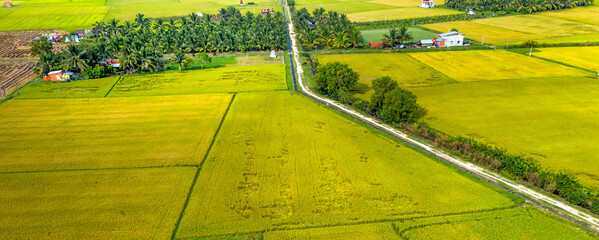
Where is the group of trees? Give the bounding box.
[314,62,426,124]
[445,0,594,13]
[368,77,426,124]
[382,26,413,47]
[402,123,599,215]
[294,8,363,50]
[33,7,286,76]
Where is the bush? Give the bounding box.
[287,0,295,6]
[83,66,113,79]
[314,62,358,99]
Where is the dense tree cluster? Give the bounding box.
[32,7,287,75]
[382,26,413,47]
[368,77,426,124]
[314,62,359,100]
[294,8,363,50]
[445,0,594,13]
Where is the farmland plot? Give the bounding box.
[0,61,36,97]
[0,167,196,239]
[396,207,597,239]
[264,223,397,240]
[534,46,599,72]
[295,0,461,22]
[408,50,588,82]
[318,53,454,99]
[0,94,231,171]
[175,91,518,238]
[423,13,599,44]
[410,77,599,189]
[108,65,287,97]
[0,0,280,32]
[15,76,121,98]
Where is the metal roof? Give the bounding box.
[47,70,63,75]
[438,31,463,37]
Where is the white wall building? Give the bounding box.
[434,31,464,47]
[420,0,435,8]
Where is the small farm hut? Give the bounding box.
[369,41,384,48]
[43,70,73,82]
[3,1,12,7]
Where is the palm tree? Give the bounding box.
[60,45,89,72]
[135,13,150,30]
[171,51,185,71]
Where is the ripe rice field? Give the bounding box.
[108,64,287,97]
[0,167,196,239]
[15,76,121,98]
[295,0,462,22]
[264,223,398,239]
[423,8,599,44]
[395,207,597,239]
[410,76,599,189]
[534,46,599,72]
[318,53,454,99]
[407,50,589,82]
[0,94,231,172]
[175,91,519,238]
[0,0,280,32]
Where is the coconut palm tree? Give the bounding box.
[61,45,89,72]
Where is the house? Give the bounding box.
[369,41,384,48]
[3,1,12,7]
[43,70,73,82]
[433,31,464,47]
[420,39,434,47]
[420,0,435,8]
[100,59,120,68]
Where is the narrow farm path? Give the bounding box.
[282,0,599,234]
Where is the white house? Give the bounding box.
[420,0,435,8]
[433,31,464,47]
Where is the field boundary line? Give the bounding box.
[0,165,198,175]
[176,206,517,240]
[170,167,201,240]
[171,93,237,239]
[104,75,123,97]
[283,0,599,234]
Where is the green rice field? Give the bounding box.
[175,91,520,238]
[423,7,599,44]
[410,76,599,189]
[318,53,454,99]
[407,50,589,82]
[0,0,280,32]
[295,0,462,22]
[396,207,596,239]
[0,167,196,239]
[16,76,120,98]
[360,27,438,44]
[108,64,287,97]
[0,94,231,171]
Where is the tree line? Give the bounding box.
[293,8,363,50]
[32,7,287,76]
[445,0,594,13]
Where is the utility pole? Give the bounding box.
[481,35,485,45]
[506,41,509,50]
[58,86,62,97]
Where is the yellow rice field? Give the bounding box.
[408,50,588,82]
[424,11,599,44]
[535,46,599,72]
